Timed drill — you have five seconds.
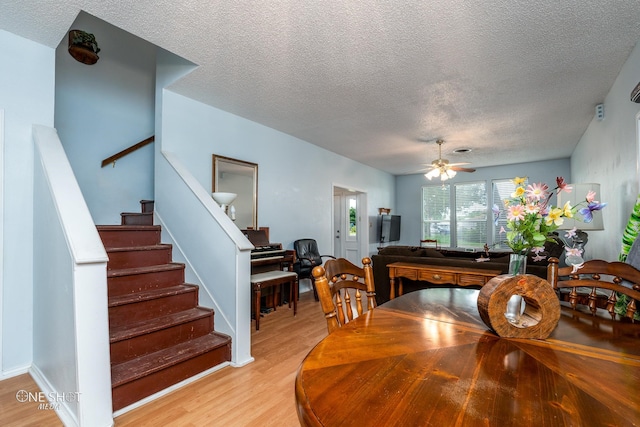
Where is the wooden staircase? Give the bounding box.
[98,200,231,411]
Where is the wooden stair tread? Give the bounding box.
[97,224,160,232]
[110,307,213,343]
[109,284,197,308]
[111,333,231,387]
[107,263,184,278]
[105,243,172,253]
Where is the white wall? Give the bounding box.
[572,41,640,261]
[161,91,395,258]
[395,158,571,247]
[54,12,156,224]
[0,29,55,376]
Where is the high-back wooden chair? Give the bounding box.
[547,257,640,320]
[311,257,376,334]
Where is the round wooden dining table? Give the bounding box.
[295,288,640,427]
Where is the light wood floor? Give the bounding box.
[0,290,327,427]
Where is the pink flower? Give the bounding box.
[565,247,583,257]
[564,227,577,239]
[531,246,545,254]
[556,177,572,194]
[532,254,547,262]
[524,203,539,214]
[586,190,596,203]
[499,226,506,234]
[571,263,584,274]
[507,205,525,221]
[526,182,549,201]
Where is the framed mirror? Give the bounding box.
[212,154,258,229]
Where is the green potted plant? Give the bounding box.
[68,29,100,65]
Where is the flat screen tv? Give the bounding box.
[379,215,401,243]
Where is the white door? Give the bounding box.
[333,194,342,258]
[334,186,366,264]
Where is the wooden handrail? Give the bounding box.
[101,135,155,167]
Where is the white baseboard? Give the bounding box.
[0,364,30,381]
[29,364,80,427]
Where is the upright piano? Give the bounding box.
[242,228,296,310]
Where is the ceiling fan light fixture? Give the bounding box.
[425,168,441,180]
[440,169,456,181]
[423,139,474,180]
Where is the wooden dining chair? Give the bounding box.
[311,257,376,334]
[547,257,640,320]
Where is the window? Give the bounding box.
[347,195,357,239]
[422,185,451,246]
[422,181,488,248]
[492,179,519,249]
[455,182,487,248]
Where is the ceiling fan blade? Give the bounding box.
[450,166,476,173]
[447,162,470,167]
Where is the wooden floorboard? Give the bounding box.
[0,374,64,427]
[0,290,327,426]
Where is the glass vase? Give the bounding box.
[508,253,527,275]
[505,253,527,324]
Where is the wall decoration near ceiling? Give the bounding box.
[68,29,100,65]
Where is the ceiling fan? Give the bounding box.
[424,139,476,181]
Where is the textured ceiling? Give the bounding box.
[2,1,640,175]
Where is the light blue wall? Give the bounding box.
[572,41,640,261]
[395,158,571,247]
[161,91,395,257]
[0,29,55,375]
[54,13,156,225]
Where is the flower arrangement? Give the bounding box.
[496,176,607,268]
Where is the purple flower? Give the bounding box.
[492,204,500,226]
[579,202,607,222]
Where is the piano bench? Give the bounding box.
[251,271,298,331]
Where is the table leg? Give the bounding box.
[254,284,261,331]
[390,276,396,300]
[280,284,285,307]
[293,276,298,316]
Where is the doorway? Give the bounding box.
[333,186,367,264]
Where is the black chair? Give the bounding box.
[293,239,335,301]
